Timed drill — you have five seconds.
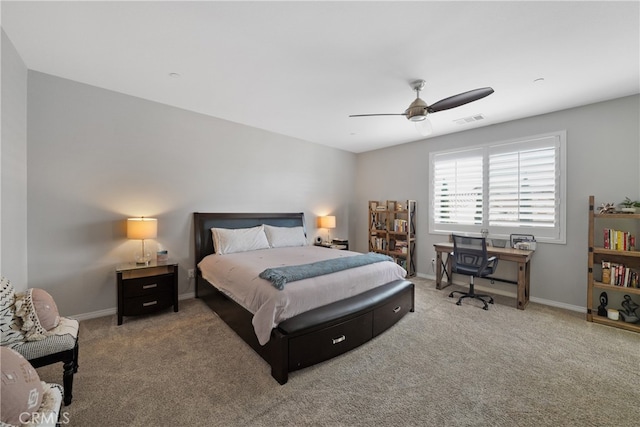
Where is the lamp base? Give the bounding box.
[134,252,152,266]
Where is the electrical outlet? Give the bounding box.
[188,269,195,279]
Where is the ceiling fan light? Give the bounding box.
[415,118,433,136]
[408,114,427,122]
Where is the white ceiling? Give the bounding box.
[2,1,639,153]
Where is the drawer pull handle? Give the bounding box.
[332,335,346,345]
[142,284,158,289]
[393,306,401,313]
[143,301,158,307]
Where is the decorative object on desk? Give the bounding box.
[619,294,640,323]
[598,202,616,214]
[510,234,536,250]
[127,217,157,265]
[317,215,336,244]
[490,238,507,248]
[597,292,608,317]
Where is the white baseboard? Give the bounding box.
[70,292,196,321]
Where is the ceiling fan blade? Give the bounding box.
[427,87,494,113]
[349,113,407,117]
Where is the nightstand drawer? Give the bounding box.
[123,274,174,298]
[122,292,174,316]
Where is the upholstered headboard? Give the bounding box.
[193,212,306,267]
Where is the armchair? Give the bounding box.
[448,235,498,310]
[0,277,79,405]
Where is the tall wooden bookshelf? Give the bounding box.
[368,200,416,277]
[587,195,640,333]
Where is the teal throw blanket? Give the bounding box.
[260,252,393,290]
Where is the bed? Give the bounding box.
[193,212,415,384]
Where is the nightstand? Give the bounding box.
[116,260,178,325]
[314,239,349,250]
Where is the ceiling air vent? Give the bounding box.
[454,114,485,125]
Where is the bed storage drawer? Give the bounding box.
[372,284,413,337]
[288,312,373,371]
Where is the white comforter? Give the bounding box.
[197,246,407,345]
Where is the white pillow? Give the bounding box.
[264,225,308,248]
[211,225,270,255]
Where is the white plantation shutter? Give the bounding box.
[433,149,483,226]
[489,138,558,228]
[430,132,566,243]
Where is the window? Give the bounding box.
[430,131,566,243]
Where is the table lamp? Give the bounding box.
[127,217,157,265]
[317,216,336,244]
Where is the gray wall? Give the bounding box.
[26,71,356,317]
[355,95,640,310]
[1,30,28,290]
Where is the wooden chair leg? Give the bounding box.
[73,342,79,373]
[63,359,74,405]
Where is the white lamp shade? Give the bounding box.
[127,218,158,240]
[317,216,336,229]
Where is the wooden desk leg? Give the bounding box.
[435,250,453,290]
[517,261,530,310]
[436,251,443,289]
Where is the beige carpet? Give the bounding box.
[37,277,640,426]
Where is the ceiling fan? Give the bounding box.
[349,80,494,135]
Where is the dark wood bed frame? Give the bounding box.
[193,212,414,384]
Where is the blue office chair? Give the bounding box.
[449,235,498,310]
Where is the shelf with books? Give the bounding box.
[587,195,640,334]
[368,200,416,277]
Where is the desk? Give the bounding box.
[434,242,534,310]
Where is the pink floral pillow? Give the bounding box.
[15,288,60,341]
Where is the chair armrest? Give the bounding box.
[487,256,498,271]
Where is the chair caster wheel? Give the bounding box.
[456,301,462,306]
[448,293,454,298]
[483,306,489,310]
[489,300,494,304]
